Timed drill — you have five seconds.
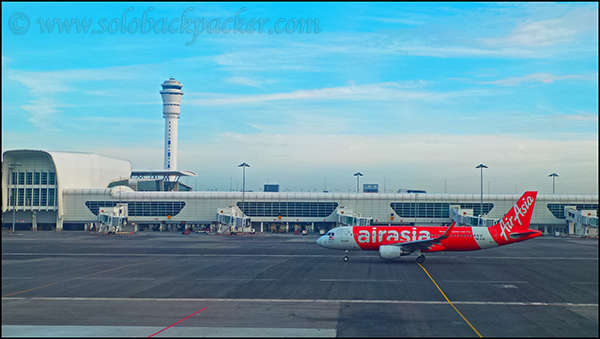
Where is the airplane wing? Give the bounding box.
[391,222,455,253]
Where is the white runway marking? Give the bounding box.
[465,256,598,260]
[442,280,529,284]
[319,279,403,282]
[1,325,337,337]
[2,252,337,258]
[195,278,278,281]
[79,277,156,280]
[3,297,597,307]
[570,282,598,285]
[4,253,598,260]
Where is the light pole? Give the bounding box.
[238,163,250,216]
[549,173,559,194]
[9,163,21,233]
[476,164,487,219]
[353,172,363,193]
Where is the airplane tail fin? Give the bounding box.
[491,191,538,243]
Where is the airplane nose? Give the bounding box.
[316,236,323,247]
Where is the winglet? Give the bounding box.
[439,222,456,240]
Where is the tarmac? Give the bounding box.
[2,230,598,337]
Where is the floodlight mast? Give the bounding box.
[476,164,488,222]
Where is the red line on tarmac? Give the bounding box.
[147,307,208,338]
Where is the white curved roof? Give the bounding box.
[2,150,131,214]
[2,149,131,189]
[47,151,131,189]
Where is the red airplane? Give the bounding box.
[317,191,540,263]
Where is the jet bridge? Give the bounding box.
[565,206,598,237]
[96,203,128,234]
[216,206,251,234]
[450,205,499,227]
[337,207,372,227]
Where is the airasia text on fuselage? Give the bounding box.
[355,227,432,244]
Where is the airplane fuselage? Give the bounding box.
[316,191,541,262]
[317,225,540,253]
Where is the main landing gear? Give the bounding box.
[343,250,349,262]
[416,255,425,263]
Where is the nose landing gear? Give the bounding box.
[343,250,349,262]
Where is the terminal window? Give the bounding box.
[547,204,599,219]
[9,188,16,206]
[85,201,186,217]
[18,188,24,206]
[41,189,47,206]
[33,189,40,206]
[47,188,55,206]
[25,188,32,206]
[237,202,338,218]
[390,202,494,218]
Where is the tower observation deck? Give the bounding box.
[160,77,184,171]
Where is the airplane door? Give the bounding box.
[489,228,498,244]
[341,228,350,242]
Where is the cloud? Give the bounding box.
[224,76,276,88]
[456,72,597,87]
[550,113,598,122]
[338,5,598,59]
[2,55,13,69]
[6,65,147,96]
[174,132,598,193]
[185,81,480,106]
[4,63,158,129]
[482,7,598,47]
[214,48,323,72]
[20,98,74,129]
[366,16,424,26]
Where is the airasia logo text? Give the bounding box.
[357,227,431,244]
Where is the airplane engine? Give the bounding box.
[379,245,410,259]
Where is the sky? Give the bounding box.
[2,2,598,194]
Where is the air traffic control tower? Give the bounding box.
[160,77,184,171]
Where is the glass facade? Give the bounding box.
[48,188,55,206]
[237,201,339,218]
[33,188,40,206]
[85,201,186,217]
[390,202,494,218]
[547,204,599,219]
[41,189,47,206]
[7,171,58,208]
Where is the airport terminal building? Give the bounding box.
[2,149,598,236]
